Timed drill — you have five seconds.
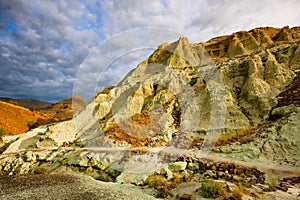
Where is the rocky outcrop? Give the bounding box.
[0,26,300,199]
[85,27,300,148]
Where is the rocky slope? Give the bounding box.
[0,26,300,199]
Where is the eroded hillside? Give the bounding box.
[1,26,300,199]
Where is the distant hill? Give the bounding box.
[0,97,51,110]
[0,95,87,136]
[38,95,88,121]
[0,101,51,135]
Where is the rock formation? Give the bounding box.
[0,26,300,199]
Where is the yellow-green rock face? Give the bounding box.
[84,26,300,148]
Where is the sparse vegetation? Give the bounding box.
[232,187,243,199]
[33,166,47,174]
[61,158,67,165]
[27,121,38,129]
[9,100,18,106]
[29,105,36,111]
[145,172,186,198]
[232,185,251,200]
[0,127,6,137]
[266,171,278,191]
[146,174,167,191]
[171,172,182,186]
[200,180,224,198]
[216,127,256,146]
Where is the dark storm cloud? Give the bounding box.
[0,0,299,102]
[0,0,100,102]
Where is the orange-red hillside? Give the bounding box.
[0,101,50,135]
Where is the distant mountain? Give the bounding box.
[0,97,51,110]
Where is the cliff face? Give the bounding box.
[85,26,300,149]
[0,27,300,195]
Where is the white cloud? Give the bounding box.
[0,0,299,101]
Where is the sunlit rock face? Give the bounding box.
[1,26,300,178]
[79,26,300,148]
[88,36,215,148]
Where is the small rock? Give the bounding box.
[187,162,199,171]
[159,166,173,180]
[168,162,187,171]
[226,181,237,190]
[251,185,263,193]
[242,194,254,200]
[96,163,109,170]
[218,171,225,178]
[105,165,124,178]
[271,105,300,118]
[287,187,300,197]
[233,175,242,182]
[79,156,90,167]
[256,183,270,191]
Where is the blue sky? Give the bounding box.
[0,0,299,102]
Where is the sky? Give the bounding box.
[0,0,299,102]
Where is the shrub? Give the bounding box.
[29,105,36,111]
[146,174,167,191]
[172,172,182,186]
[34,166,47,174]
[201,180,224,198]
[232,185,250,200]
[0,127,6,137]
[252,165,258,170]
[9,100,18,106]
[27,121,38,129]
[216,127,255,146]
[232,187,243,200]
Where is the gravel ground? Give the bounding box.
[0,173,156,200]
